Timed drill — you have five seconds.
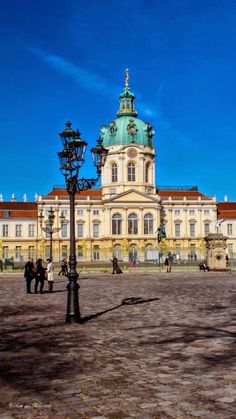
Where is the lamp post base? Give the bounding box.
[66,272,82,323]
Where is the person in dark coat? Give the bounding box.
[110,257,118,274]
[164,257,171,273]
[58,258,68,276]
[35,258,46,294]
[24,257,36,294]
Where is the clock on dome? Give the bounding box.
[127,148,137,158]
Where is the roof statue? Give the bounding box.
[125,68,129,88]
[215,219,224,233]
[11,194,17,202]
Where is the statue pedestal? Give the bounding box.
[205,233,228,271]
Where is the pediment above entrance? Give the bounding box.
[105,189,161,204]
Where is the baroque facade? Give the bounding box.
[0,75,236,263]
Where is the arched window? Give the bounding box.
[145,162,150,183]
[129,244,138,260]
[77,245,83,259]
[113,244,122,260]
[145,243,153,261]
[128,163,135,181]
[112,213,122,235]
[144,213,153,234]
[111,163,118,183]
[128,213,138,234]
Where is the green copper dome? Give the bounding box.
[100,70,155,148]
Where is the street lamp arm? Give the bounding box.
[77,177,99,191]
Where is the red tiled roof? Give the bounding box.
[217,202,236,210]
[217,202,236,219]
[0,202,37,210]
[217,210,236,219]
[44,188,102,197]
[0,210,37,218]
[0,202,37,218]
[158,190,205,197]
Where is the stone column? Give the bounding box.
[205,233,228,271]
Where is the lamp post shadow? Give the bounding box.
[80,296,159,324]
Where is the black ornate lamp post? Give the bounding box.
[39,207,65,260]
[58,121,108,324]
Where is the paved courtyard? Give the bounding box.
[0,270,236,419]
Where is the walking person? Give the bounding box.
[110,256,118,274]
[58,257,68,276]
[24,257,36,294]
[35,258,46,294]
[164,257,171,273]
[46,258,54,293]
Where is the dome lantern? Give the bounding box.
[117,68,138,117]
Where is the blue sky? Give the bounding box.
[0,0,235,202]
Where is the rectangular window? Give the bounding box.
[93,223,99,238]
[77,223,84,238]
[128,164,135,181]
[3,210,9,218]
[93,209,99,215]
[15,246,21,259]
[174,209,181,215]
[28,246,35,258]
[3,246,8,259]
[227,243,233,257]
[61,209,68,217]
[77,209,84,216]
[189,209,195,215]
[112,164,118,182]
[190,223,195,237]
[61,223,68,238]
[204,209,210,215]
[28,224,35,237]
[190,244,196,257]
[204,223,210,235]
[15,224,22,237]
[227,224,233,236]
[62,245,68,258]
[175,223,181,237]
[2,224,8,237]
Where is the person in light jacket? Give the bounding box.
[46,258,54,293]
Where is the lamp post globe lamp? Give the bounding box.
[58,121,108,324]
[39,207,65,260]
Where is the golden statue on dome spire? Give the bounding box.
[125,68,129,88]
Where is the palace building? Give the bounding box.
[0,74,235,264]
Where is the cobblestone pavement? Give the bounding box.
[1,271,236,419]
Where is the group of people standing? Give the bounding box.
[24,257,54,294]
